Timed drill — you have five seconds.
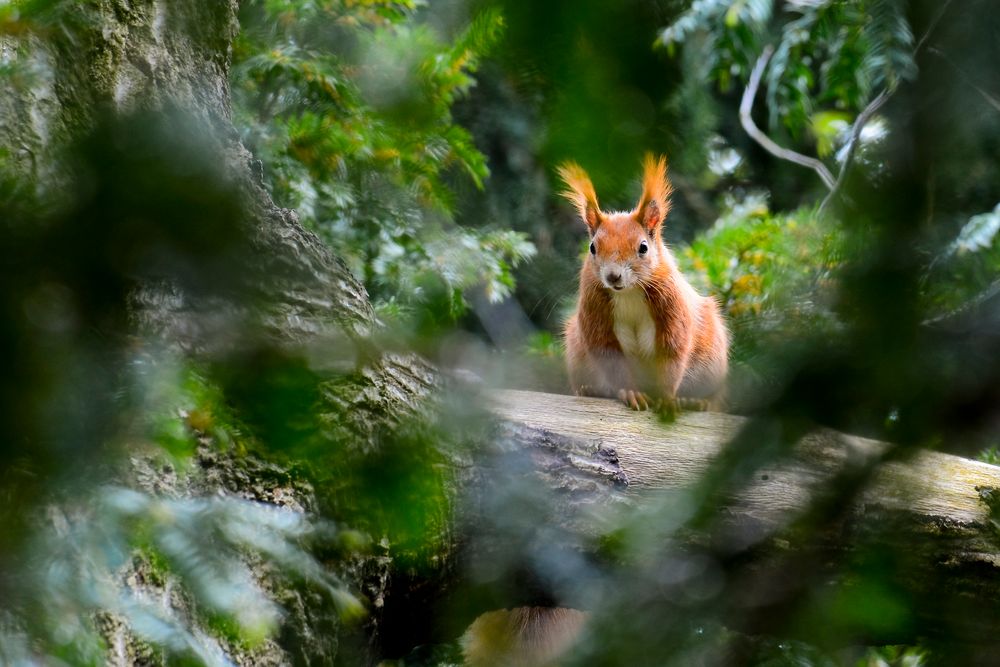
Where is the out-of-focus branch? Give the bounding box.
[821,0,954,213]
[929,47,1000,113]
[819,89,889,213]
[739,45,835,190]
[923,276,1000,327]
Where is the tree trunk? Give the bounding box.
[1,2,432,663]
[0,0,379,345]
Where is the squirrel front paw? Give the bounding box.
[677,397,710,412]
[617,388,651,411]
[656,396,679,422]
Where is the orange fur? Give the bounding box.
[557,162,602,230]
[461,607,588,667]
[635,153,673,231]
[561,155,729,411]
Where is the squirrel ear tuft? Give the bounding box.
[636,153,672,231]
[557,161,602,231]
[641,200,661,230]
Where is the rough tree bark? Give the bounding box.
[1,1,433,663]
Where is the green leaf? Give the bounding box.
[951,204,1000,255]
[810,110,851,157]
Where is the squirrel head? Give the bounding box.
[558,154,674,292]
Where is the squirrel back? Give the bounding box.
[560,155,728,411]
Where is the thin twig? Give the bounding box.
[818,89,889,213]
[739,45,836,190]
[820,0,954,213]
[914,0,954,54]
[923,276,1000,326]
[929,47,1000,113]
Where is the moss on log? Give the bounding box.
[477,389,1000,645]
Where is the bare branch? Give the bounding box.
[818,89,889,213]
[915,0,955,54]
[739,45,836,190]
[923,276,1000,327]
[820,0,954,213]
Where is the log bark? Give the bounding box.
[490,389,1000,527]
[469,389,1000,645]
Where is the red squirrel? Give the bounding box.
[561,154,729,411]
[460,157,728,667]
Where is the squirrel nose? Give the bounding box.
[606,270,622,285]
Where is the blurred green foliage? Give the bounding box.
[440,1,1000,665]
[679,195,844,401]
[232,0,534,330]
[660,0,915,145]
[683,195,841,322]
[2,0,1000,665]
[0,109,371,663]
[923,203,1000,321]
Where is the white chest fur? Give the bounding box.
[611,288,657,360]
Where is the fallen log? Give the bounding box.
[377,388,1000,659]
[489,389,1000,528]
[466,389,1000,650]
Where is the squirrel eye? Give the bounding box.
[638,239,648,255]
[589,242,596,255]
